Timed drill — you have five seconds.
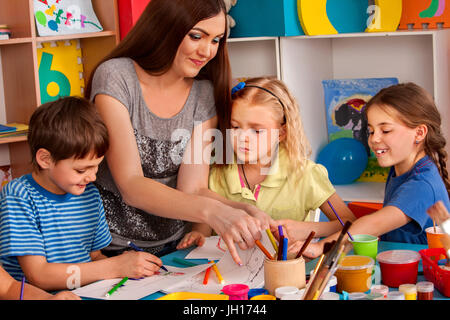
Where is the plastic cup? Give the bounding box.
[416,281,434,300]
[349,234,379,261]
[221,284,249,300]
[398,284,417,300]
[370,284,389,298]
[426,226,446,259]
[247,288,268,299]
[274,286,299,299]
[426,226,444,248]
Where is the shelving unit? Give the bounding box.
[0,0,120,178]
[228,30,450,203]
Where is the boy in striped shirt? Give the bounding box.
[0,97,164,292]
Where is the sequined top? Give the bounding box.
[90,58,216,253]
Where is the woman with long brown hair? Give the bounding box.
[86,0,272,265]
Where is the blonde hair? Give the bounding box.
[230,76,312,175]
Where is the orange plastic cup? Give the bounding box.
[426,226,444,248]
[426,226,445,259]
[335,255,374,293]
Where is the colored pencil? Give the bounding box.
[255,239,274,260]
[278,225,284,238]
[295,231,316,259]
[105,277,128,298]
[266,229,278,252]
[203,262,213,285]
[277,235,284,260]
[128,241,168,272]
[20,276,25,300]
[282,237,288,260]
[172,257,200,267]
[211,263,225,284]
[327,200,354,241]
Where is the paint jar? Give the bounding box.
[349,234,379,261]
[280,293,304,300]
[326,276,337,292]
[348,292,368,300]
[274,286,299,300]
[370,284,389,298]
[320,292,340,300]
[221,284,249,300]
[387,291,405,300]
[367,292,385,300]
[416,281,434,300]
[264,255,306,296]
[377,250,420,287]
[335,255,374,293]
[247,288,268,299]
[398,284,417,300]
[250,294,276,300]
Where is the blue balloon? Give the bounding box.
[317,138,368,185]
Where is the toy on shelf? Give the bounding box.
[0,24,11,40]
[37,39,85,104]
[34,0,103,36]
[224,0,237,36]
[297,0,368,36]
[229,0,304,37]
[366,0,403,32]
[399,0,450,30]
[118,0,151,40]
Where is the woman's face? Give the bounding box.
[171,12,226,78]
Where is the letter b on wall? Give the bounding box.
[39,52,71,103]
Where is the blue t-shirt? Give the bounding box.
[0,174,112,280]
[381,156,450,244]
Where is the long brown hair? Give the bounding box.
[365,82,450,196]
[85,0,231,131]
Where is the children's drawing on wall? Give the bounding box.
[0,165,11,190]
[322,77,398,182]
[34,0,103,36]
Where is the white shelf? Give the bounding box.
[335,182,385,203]
[227,30,450,203]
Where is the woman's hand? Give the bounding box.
[206,203,263,266]
[244,205,276,231]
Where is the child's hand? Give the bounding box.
[300,242,323,260]
[48,291,81,300]
[275,219,312,242]
[176,231,206,250]
[114,251,163,278]
[427,201,450,225]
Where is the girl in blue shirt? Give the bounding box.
[287,82,450,257]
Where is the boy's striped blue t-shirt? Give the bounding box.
[0,174,112,280]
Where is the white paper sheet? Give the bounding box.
[163,232,276,294]
[184,236,226,260]
[72,263,211,300]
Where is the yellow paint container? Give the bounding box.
[335,255,374,293]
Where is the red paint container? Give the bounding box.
[376,250,421,288]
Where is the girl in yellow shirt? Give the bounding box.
[177,77,355,250]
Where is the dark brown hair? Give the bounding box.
[85,0,232,140]
[365,82,449,196]
[28,96,109,170]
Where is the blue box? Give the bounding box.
[229,0,304,37]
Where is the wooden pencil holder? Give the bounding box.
[264,254,306,296]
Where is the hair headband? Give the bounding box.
[231,81,285,110]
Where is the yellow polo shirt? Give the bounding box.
[209,146,335,221]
